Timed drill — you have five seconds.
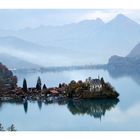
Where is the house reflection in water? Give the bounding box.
[67,99,119,120]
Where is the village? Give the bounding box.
[0,62,119,102]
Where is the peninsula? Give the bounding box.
[0,62,119,102]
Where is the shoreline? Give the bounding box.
[0,85,119,102]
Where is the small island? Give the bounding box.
[0,62,119,102]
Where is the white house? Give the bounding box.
[85,77,102,92]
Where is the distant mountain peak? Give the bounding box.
[109,13,139,26]
[115,14,128,19]
[95,18,104,23]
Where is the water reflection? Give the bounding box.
[37,100,42,110]
[0,100,23,107]
[0,99,119,119]
[44,99,119,119]
[107,68,140,86]
[67,99,119,119]
[0,100,28,114]
[23,101,28,114]
[3,69,140,130]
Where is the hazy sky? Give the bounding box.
[0,9,140,30]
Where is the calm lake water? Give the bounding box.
[1,69,140,131]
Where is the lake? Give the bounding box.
[1,69,140,131]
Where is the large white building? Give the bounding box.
[85,77,102,92]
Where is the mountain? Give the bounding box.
[0,36,50,66]
[0,62,17,92]
[0,36,82,66]
[0,14,140,65]
[0,36,46,52]
[108,42,140,73]
[107,14,140,28]
[0,53,40,70]
[0,18,105,46]
[127,42,140,58]
[16,14,140,61]
[16,18,105,45]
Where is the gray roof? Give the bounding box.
[91,79,102,85]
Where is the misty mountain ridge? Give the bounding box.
[108,42,140,73]
[0,53,40,70]
[0,14,140,66]
[109,42,140,61]
[0,36,85,66]
[108,14,140,27]
[127,42,140,58]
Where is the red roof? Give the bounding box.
[49,89,59,94]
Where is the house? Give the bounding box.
[85,77,92,85]
[90,79,102,92]
[58,87,66,94]
[85,77,102,92]
[49,89,59,95]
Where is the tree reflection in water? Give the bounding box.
[67,99,119,119]
[37,100,42,110]
[0,99,28,114]
[23,101,28,114]
[0,98,119,118]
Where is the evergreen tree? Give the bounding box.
[23,79,27,92]
[0,123,4,131]
[36,77,42,90]
[59,83,62,88]
[7,124,16,131]
[43,84,47,89]
[101,77,105,86]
